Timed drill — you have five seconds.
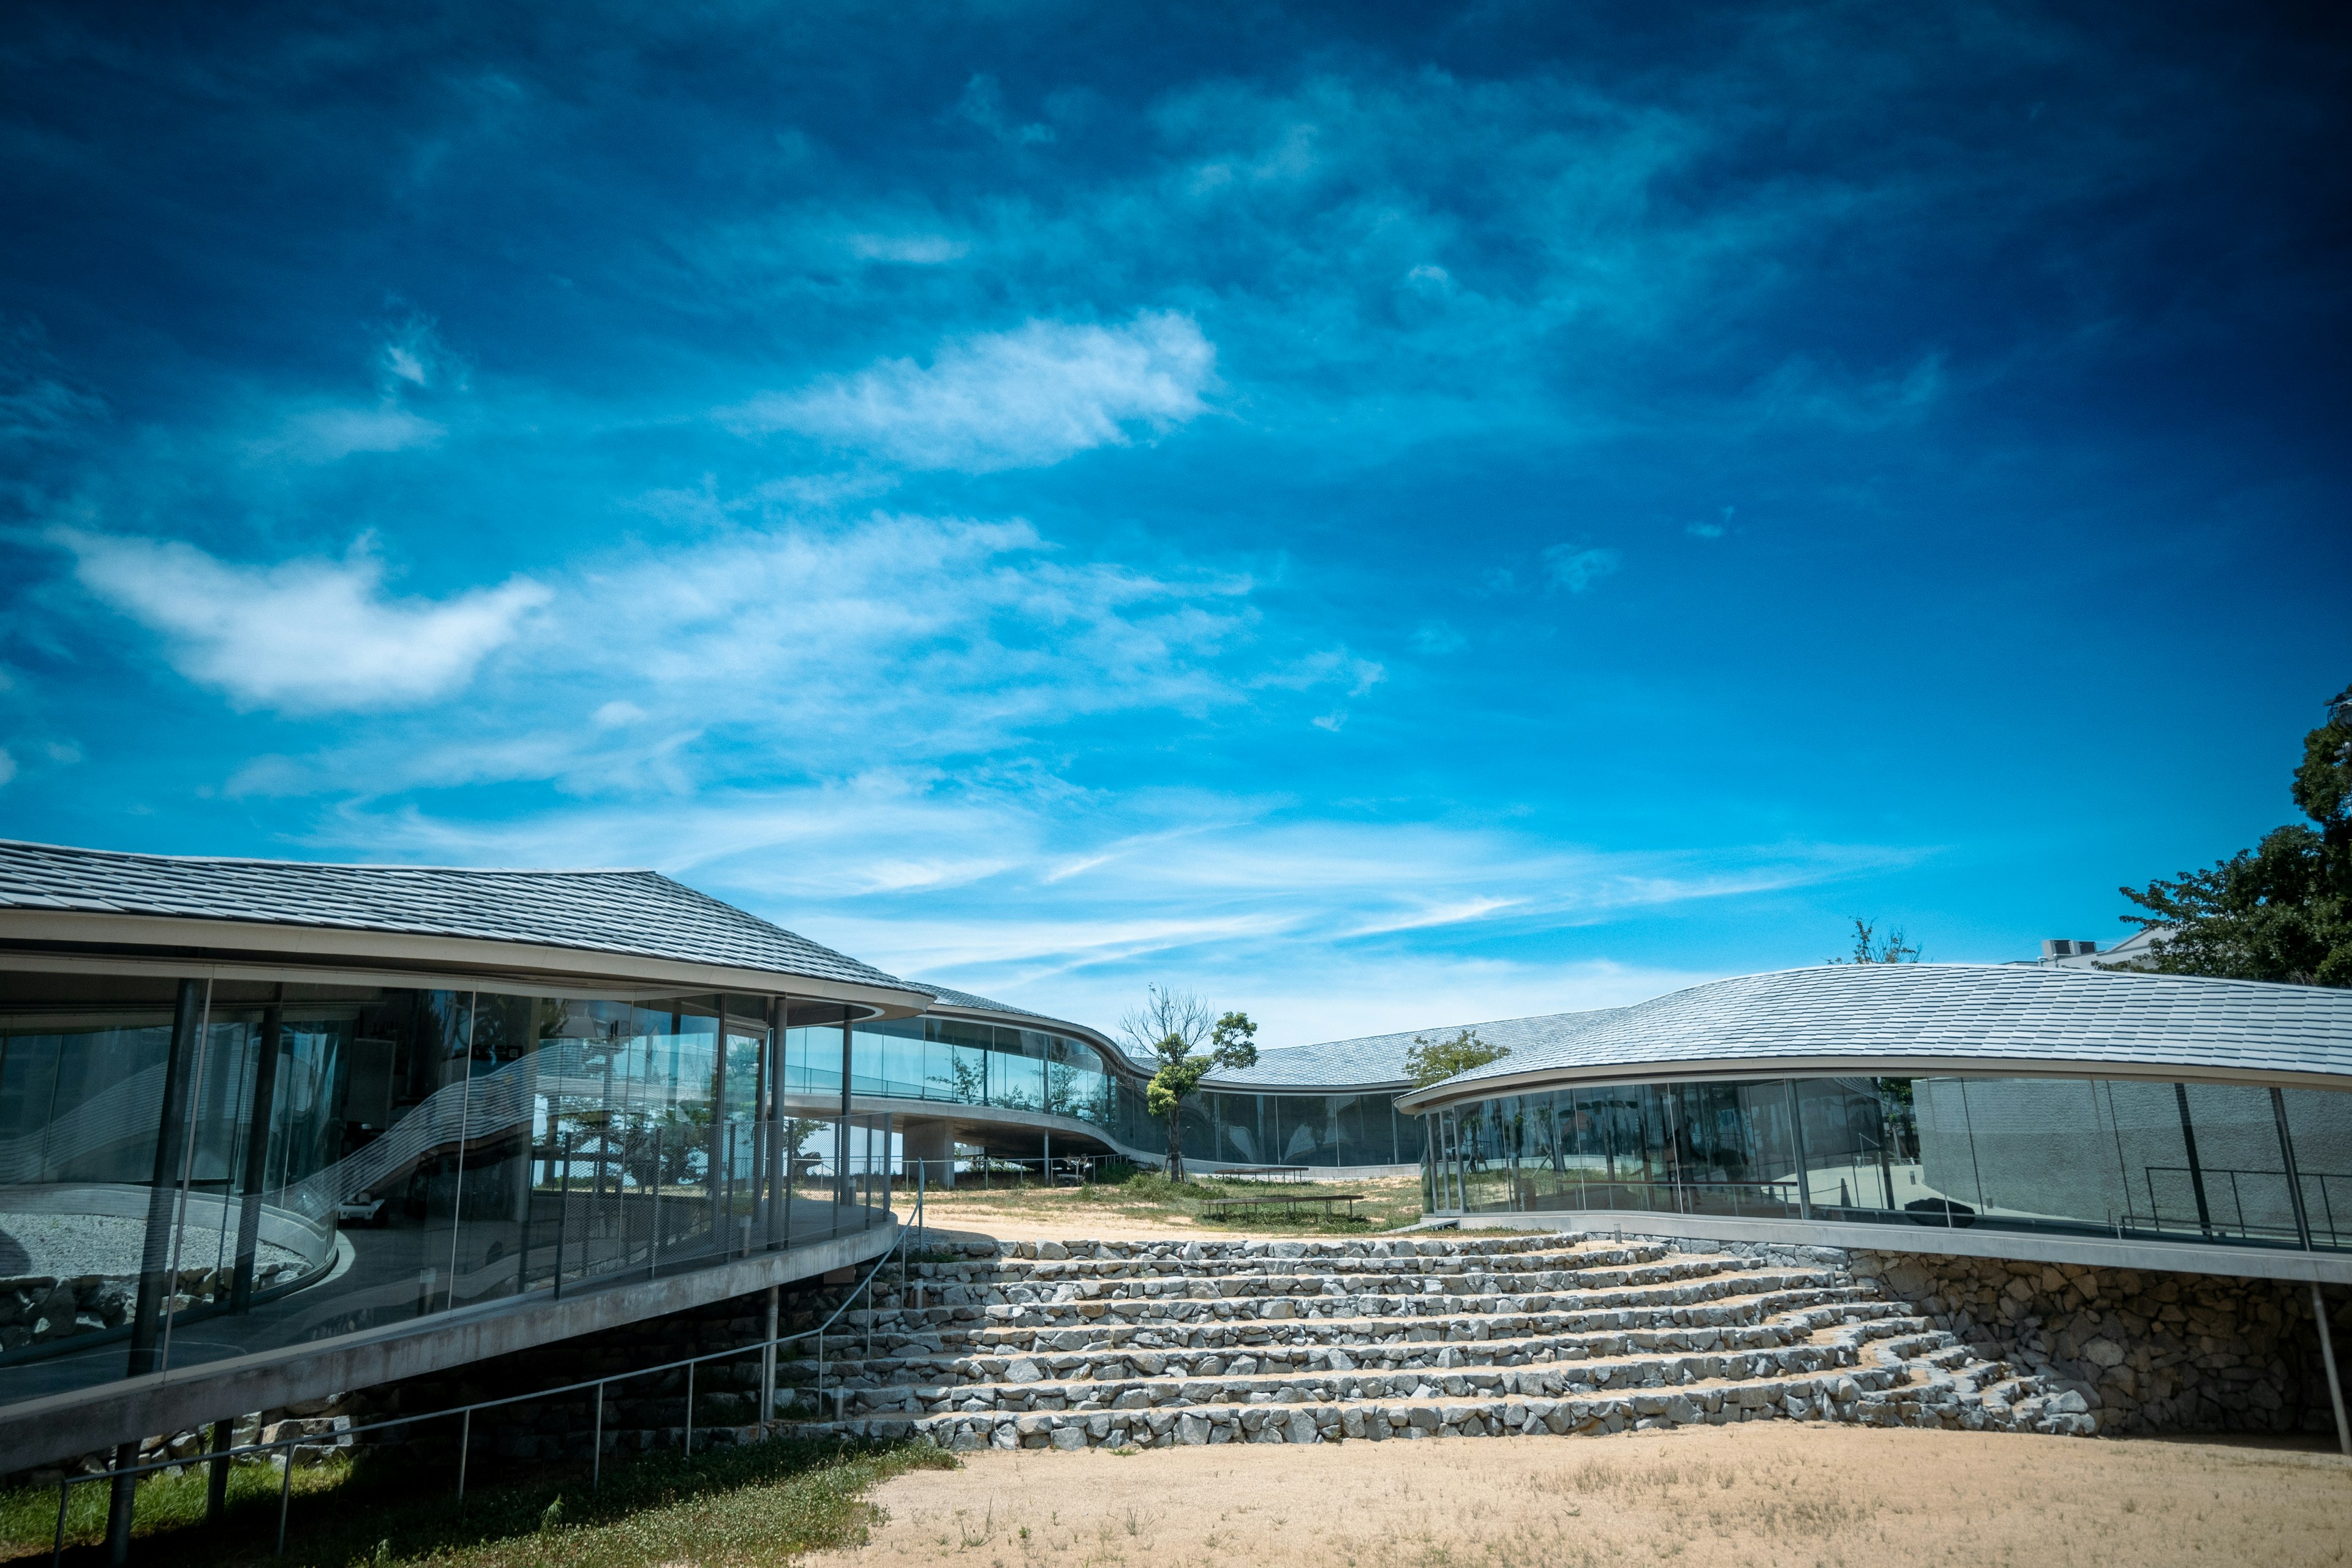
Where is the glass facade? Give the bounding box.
[782,1016,1423,1169]
[1422,1072,2352,1252]
[0,970,891,1409]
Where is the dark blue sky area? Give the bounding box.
[1,2,2345,1041]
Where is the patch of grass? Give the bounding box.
[1,1438,957,1568]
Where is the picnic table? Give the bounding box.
[1217,1165,1312,1184]
[1196,1191,1366,1219]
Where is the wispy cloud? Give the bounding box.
[1542,543,1622,593]
[330,783,1907,1044]
[1753,353,1947,432]
[199,508,1286,797]
[55,529,548,712]
[957,74,1055,146]
[255,404,443,462]
[724,311,1216,470]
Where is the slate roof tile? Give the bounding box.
[0,839,913,993]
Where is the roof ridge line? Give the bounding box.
[0,838,657,876]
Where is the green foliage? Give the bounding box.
[1401,1027,1511,1088]
[2120,687,2352,988]
[1125,993,1257,1182]
[0,1438,954,1568]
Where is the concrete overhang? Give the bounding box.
[1455,1208,2352,1286]
[0,1221,900,1476]
[0,909,934,1019]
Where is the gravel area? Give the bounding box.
[0,1212,306,1280]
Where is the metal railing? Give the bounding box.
[47,1173,930,1566]
[2130,1164,2351,1248]
[897,1155,1124,1189]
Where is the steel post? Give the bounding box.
[457,1409,471,1501]
[761,1284,780,1425]
[205,1416,233,1524]
[2314,1283,2350,1459]
[274,1442,292,1556]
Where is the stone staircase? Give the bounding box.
[780,1233,2096,1451]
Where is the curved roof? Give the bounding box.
[1204,1031,1442,1090]
[912,981,1119,1047]
[1393,963,2352,1109]
[0,839,913,994]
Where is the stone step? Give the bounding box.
[785,1295,1919,1390]
[799,1311,1961,1420]
[903,1251,1741,1297]
[860,1273,1880,1344]
[814,1340,1887,1418]
[944,1236,1578,1264]
[785,1235,2078,1449]
[876,1270,1855,1332]
[786,1352,2095,1450]
[909,1242,1680,1282]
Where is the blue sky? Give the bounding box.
[1,2,2346,1045]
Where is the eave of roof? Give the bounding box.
[0,839,926,1005]
[1393,963,2352,1111]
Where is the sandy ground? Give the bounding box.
[903,1176,1430,1243]
[810,1423,2352,1568]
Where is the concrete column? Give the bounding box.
[837,1016,854,1228]
[903,1119,954,1189]
[761,1284,780,1424]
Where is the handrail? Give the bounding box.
[50,1174,925,1566]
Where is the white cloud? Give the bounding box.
[214,510,1280,798]
[957,74,1055,146]
[846,233,969,264]
[726,311,1216,471]
[259,405,444,463]
[328,777,1907,1045]
[1409,620,1466,654]
[1754,353,1947,431]
[1542,543,1622,593]
[56,529,549,713]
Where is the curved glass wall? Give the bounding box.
[781,1016,1423,1168]
[1422,1072,2352,1253]
[0,970,888,1412]
[783,1016,1125,1130]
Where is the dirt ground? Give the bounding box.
[905,1174,1429,1242]
[808,1423,2352,1568]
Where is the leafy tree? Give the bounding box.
[1121,985,1256,1181]
[2119,684,2352,987]
[1827,917,1921,965]
[1402,1027,1510,1088]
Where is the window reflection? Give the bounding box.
[782,1016,1426,1171]
[0,975,886,1412]
[1421,1072,2352,1253]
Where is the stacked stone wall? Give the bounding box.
[1845,1251,2349,1436]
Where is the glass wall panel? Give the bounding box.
[0,972,877,1416]
[1419,1071,2351,1254]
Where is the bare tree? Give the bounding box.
[1117,984,1213,1058]
[1117,984,1254,1181]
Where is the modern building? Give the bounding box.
[7,835,2348,1485]
[0,840,1417,1480]
[1390,963,2352,1284]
